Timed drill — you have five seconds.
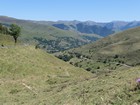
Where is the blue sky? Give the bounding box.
[0,0,140,22]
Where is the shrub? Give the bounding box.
[97,66,100,69]
[86,68,91,71]
[114,54,119,59]
[9,89,19,94]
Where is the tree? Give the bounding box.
[9,24,21,43]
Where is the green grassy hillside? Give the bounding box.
[56,27,140,73]
[0,46,140,104]
[39,66,140,105]
[0,46,93,105]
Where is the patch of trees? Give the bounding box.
[57,54,73,61]
[34,37,87,53]
[0,23,21,43]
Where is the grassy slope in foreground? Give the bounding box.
[0,46,92,105]
[0,46,140,104]
[54,66,140,105]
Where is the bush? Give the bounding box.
[9,89,19,94]
[86,68,91,71]
[57,54,73,61]
[114,54,119,59]
[97,66,100,69]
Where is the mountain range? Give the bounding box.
[1,16,140,53]
[34,20,140,33]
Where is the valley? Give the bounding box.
[0,16,140,105]
[56,27,140,74]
